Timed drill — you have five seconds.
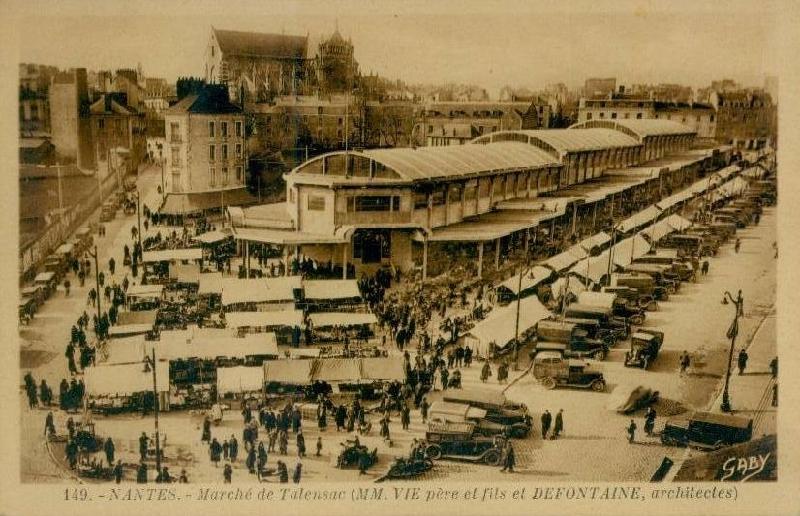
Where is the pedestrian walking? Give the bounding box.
[420,397,429,422]
[139,432,149,461]
[316,436,323,456]
[44,411,56,437]
[222,439,229,461]
[644,407,656,436]
[627,419,637,443]
[553,409,564,439]
[201,416,211,442]
[737,349,749,375]
[179,470,188,483]
[679,351,691,375]
[229,435,238,462]
[210,438,222,467]
[136,462,148,483]
[108,257,115,276]
[113,460,123,483]
[246,446,257,474]
[770,357,778,378]
[480,361,492,383]
[104,436,116,466]
[64,279,71,296]
[223,464,232,483]
[296,431,306,457]
[277,461,289,483]
[541,410,552,439]
[293,462,302,483]
[701,260,709,275]
[500,441,515,473]
[735,238,741,253]
[401,404,411,430]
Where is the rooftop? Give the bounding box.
[213,28,307,60]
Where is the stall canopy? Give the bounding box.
[308,312,377,328]
[225,310,304,329]
[656,189,694,211]
[34,272,55,283]
[109,310,157,337]
[466,295,551,356]
[194,229,232,245]
[360,357,406,382]
[664,214,692,231]
[126,284,164,299]
[289,348,321,359]
[148,333,278,360]
[551,275,589,302]
[263,359,315,384]
[84,361,169,396]
[169,263,200,284]
[221,277,298,306]
[313,358,362,382]
[198,273,224,295]
[303,280,362,300]
[142,248,203,263]
[498,265,553,296]
[576,291,616,310]
[578,231,612,253]
[611,234,652,267]
[543,250,583,273]
[216,366,265,394]
[569,251,613,284]
[617,206,662,233]
[639,220,675,243]
[103,336,147,364]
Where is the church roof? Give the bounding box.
[213,28,307,60]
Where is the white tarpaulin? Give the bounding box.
[617,206,662,233]
[263,359,315,383]
[108,324,153,337]
[142,248,202,263]
[611,234,652,267]
[226,310,304,328]
[147,333,278,360]
[303,280,362,300]
[551,276,588,302]
[569,251,613,284]
[664,214,692,231]
[656,189,694,211]
[85,361,169,396]
[639,220,675,243]
[169,263,200,284]
[216,366,265,393]
[289,348,321,359]
[360,357,406,381]
[578,232,611,253]
[543,250,582,272]
[126,284,164,299]
[467,295,551,356]
[222,277,299,305]
[577,291,616,310]
[498,266,553,295]
[198,272,224,295]
[103,336,146,364]
[194,229,232,244]
[309,312,377,328]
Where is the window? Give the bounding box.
[414,192,428,209]
[478,179,490,197]
[221,144,228,160]
[235,166,243,182]
[338,118,343,126]
[171,147,180,167]
[428,125,433,133]
[307,195,326,211]
[235,121,243,137]
[172,170,181,192]
[636,112,643,119]
[209,121,215,137]
[448,184,462,203]
[222,167,229,185]
[98,119,105,129]
[465,183,477,201]
[611,112,617,119]
[236,143,242,158]
[209,167,216,187]
[710,115,715,122]
[431,189,446,206]
[170,122,180,142]
[221,122,228,137]
[586,112,593,120]
[599,112,605,119]
[624,113,630,119]
[354,196,392,212]
[208,145,216,161]
[493,177,504,195]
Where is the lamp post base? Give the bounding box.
[720,393,732,413]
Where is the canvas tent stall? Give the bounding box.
[263,359,315,394]
[216,366,265,397]
[496,265,553,301]
[663,214,692,231]
[577,291,616,310]
[84,361,169,414]
[639,220,676,243]
[656,189,695,212]
[307,312,377,345]
[360,357,406,382]
[142,248,203,263]
[169,263,201,285]
[109,310,158,338]
[126,284,164,311]
[617,206,662,233]
[301,279,363,310]
[225,310,304,345]
[568,251,614,286]
[465,295,551,357]
[221,277,300,311]
[543,249,583,273]
[610,234,652,267]
[578,231,612,254]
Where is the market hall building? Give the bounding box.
[227,119,729,280]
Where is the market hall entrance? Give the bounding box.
[353,229,391,264]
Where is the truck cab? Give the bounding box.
[623,329,664,369]
[532,351,606,391]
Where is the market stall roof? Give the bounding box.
[103,336,146,364]
[263,359,314,384]
[568,251,613,284]
[169,263,201,284]
[663,214,692,231]
[198,272,224,295]
[578,231,612,252]
[639,220,676,243]
[232,227,348,245]
[655,189,695,211]
[142,248,203,263]
[473,128,640,156]
[420,208,553,243]
[611,234,652,267]
[577,291,616,310]
[148,333,278,360]
[221,277,298,305]
[55,243,74,255]
[543,249,583,273]
[308,312,377,328]
[617,206,662,233]
[84,361,169,396]
[303,279,362,300]
[497,265,553,295]
[34,272,55,283]
[159,188,259,215]
[194,229,232,245]
[225,310,304,328]
[126,284,165,298]
[569,119,696,139]
[466,295,551,356]
[360,357,406,381]
[216,366,265,394]
[112,310,157,330]
[312,358,362,382]
[108,324,153,337]
[289,348,321,359]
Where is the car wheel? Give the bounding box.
[630,314,644,326]
[541,377,556,390]
[483,450,501,466]
[667,284,677,295]
[425,444,442,460]
[591,379,605,392]
[593,349,606,361]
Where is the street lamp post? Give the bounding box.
[143,349,162,474]
[136,191,143,253]
[88,246,101,321]
[720,289,743,413]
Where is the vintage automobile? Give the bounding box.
[683,227,725,254]
[614,273,670,302]
[607,385,660,414]
[427,401,523,438]
[623,330,665,369]
[100,202,117,222]
[533,320,609,360]
[577,291,646,326]
[659,234,710,257]
[532,351,606,391]
[563,304,629,341]
[634,250,696,282]
[622,264,680,294]
[422,421,505,465]
[660,411,753,450]
[602,285,657,311]
[713,208,748,228]
[336,439,379,469]
[557,317,616,346]
[440,389,532,436]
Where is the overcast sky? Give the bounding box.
[15,0,780,97]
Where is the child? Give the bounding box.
[316,436,323,457]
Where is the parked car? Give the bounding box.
[531,352,606,391]
[660,411,753,450]
[563,303,629,340]
[423,421,504,465]
[440,389,532,436]
[634,252,695,282]
[623,330,664,369]
[660,234,709,256]
[602,285,657,311]
[613,273,669,302]
[427,401,524,438]
[558,317,617,346]
[533,320,609,360]
[622,264,680,294]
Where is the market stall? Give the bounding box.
[221,276,300,311]
[125,284,165,311]
[496,265,554,303]
[109,310,158,338]
[465,295,551,357]
[216,366,265,402]
[84,361,169,414]
[301,279,364,311]
[225,310,305,345]
[307,312,378,345]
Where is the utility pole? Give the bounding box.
[145,348,162,474]
[88,246,101,321]
[56,161,64,213]
[720,290,743,413]
[136,191,142,252]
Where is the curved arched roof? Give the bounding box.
[569,119,696,139]
[293,142,561,183]
[471,128,641,156]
